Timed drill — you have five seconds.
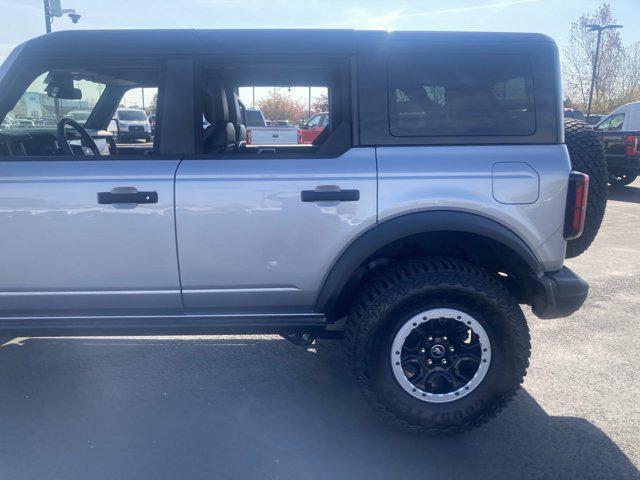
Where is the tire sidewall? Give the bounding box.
[364,285,523,430]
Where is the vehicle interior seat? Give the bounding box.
[225,89,247,149]
[202,85,235,153]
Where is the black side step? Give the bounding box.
[0,313,327,337]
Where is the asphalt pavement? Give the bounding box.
[0,181,639,480]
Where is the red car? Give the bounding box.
[299,112,328,144]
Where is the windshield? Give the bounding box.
[118,110,147,121]
[0,72,105,131]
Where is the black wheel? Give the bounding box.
[564,118,608,258]
[609,171,637,188]
[346,257,530,434]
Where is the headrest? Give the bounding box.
[202,85,229,123]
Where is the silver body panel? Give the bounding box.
[376,145,571,272]
[175,148,377,312]
[0,160,182,314]
[0,145,570,316]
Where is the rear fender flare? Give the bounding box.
[315,210,543,318]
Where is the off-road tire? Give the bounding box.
[564,118,607,258]
[609,171,637,188]
[346,256,530,434]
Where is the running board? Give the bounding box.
[0,313,327,337]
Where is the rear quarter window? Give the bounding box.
[388,54,536,137]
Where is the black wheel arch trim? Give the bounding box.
[315,210,543,319]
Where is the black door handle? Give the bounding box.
[301,189,360,202]
[98,191,158,204]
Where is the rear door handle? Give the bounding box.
[97,191,158,204]
[301,189,360,202]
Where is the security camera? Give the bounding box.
[68,12,81,24]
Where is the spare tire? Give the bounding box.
[564,118,608,258]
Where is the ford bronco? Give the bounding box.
[0,29,595,433]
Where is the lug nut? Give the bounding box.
[441,359,447,365]
[449,347,455,352]
[427,336,433,342]
[420,348,426,353]
[443,336,448,341]
[427,359,433,365]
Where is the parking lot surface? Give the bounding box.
[0,182,639,480]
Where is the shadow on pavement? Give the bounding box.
[608,185,640,204]
[0,337,637,480]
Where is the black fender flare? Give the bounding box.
[315,210,543,317]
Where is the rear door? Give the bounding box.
[175,150,376,313]
[174,58,377,313]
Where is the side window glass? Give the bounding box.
[595,117,612,130]
[388,54,535,137]
[608,114,625,131]
[2,72,105,131]
[0,67,160,157]
[307,114,321,127]
[235,86,330,147]
[114,87,158,147]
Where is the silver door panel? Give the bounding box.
[0,159,182,314]
[175,148,377,312]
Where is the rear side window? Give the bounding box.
[388,54,535,137]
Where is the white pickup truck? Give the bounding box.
[245,108,299,145]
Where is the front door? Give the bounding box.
[0,159,182,315]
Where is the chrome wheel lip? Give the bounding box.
[390,308,492,404]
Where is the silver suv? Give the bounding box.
[0,29,590,433]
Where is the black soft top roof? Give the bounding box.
[15,29,555,58]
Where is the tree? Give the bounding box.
[311,93,329,114]
[562,3,640,114]
[257,91,306,123]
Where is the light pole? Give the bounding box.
[43,1,82,117]
[586,23,623,116]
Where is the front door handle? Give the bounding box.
[98,191,158,204]
[301,188,360,202]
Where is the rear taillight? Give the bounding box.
[564,172,589,240]
[625,135,638,157]
[246,129,252,145]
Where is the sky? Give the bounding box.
[1,0,639,109]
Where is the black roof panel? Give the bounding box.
[16,29,555,58]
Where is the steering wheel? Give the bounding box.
[57,117,101,156]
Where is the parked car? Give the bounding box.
[563,107,585,121]
[585,114,604,125]
[66,110,92,126]
[299,111,329,144]
[593,101,640,187]
[267,120,293,128]
[0,29,598,433]
[114,108,151,142]
[245,108,299,145]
